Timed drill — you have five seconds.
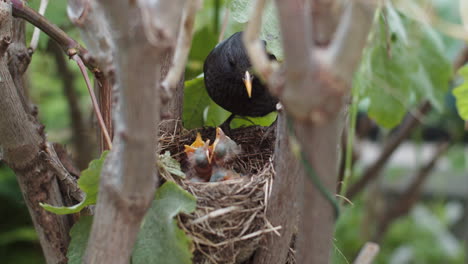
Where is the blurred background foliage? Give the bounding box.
[0,0,467,263]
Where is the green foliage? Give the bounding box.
[66,182,197,264]
[158,151,186,178]
[229,0,283,59]
[333,200,466,264]
[132,181,197,264]
[182,75,230,129]
[40,151,108,215]
[0,227,38,246]
[67,216,93,264]
[452,65,468,121]
[354,5,453,128]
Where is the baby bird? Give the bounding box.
[209,167,240,182]
[184,133,212,181]
[211,127,241,167]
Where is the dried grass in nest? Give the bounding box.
[158,121,282,263]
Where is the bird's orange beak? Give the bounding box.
[243,71,252,98]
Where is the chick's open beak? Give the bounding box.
[243,71,253,98]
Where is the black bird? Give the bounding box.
[203,32,278,126]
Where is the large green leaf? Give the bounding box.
[355,5,453,128]
[40,151,108,214]
[67,216,93,264]
[453,65,468,121]
[183,75,212,129]
[229,0,283,59]
[132,181,197,264]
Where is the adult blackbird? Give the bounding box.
[203,32,278,124]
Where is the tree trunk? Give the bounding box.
[0,4,81,263]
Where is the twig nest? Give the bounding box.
[159,122,278,264]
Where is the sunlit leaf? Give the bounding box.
[183,75,211,129]
[132,181,197,264]
[453,65,468,121]
[355,5,453,128]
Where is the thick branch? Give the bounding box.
[67,0,114,74]
[327,1,376,83]
[273,1,375,263]
[309,0,341,46]
[0,3,80,263]
[252,111,302,264]
[82,0,186,263]
[11,1,93,67]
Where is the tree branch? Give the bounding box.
[11,1,94,68]
[29,0,49,51]
[243,0,280,92]
[82,0,186,262]
[252,111,303,264]
[271,1,376,263]
[0,3,81,263]
[161,0,201,99]
[47,39,94,169]
[374,142,450,241]
[346,101,432,199]
[327,1,376,83]
[67,0,114,74]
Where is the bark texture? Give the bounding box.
[0,3,81,264]
[72,1,186,263]
[244,1,376,263]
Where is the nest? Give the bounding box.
[158,121,282,264]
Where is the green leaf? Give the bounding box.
[355,6,452,128]
[183,75,211,129]
[204,100,231,127]
[67,216,93,264]
[0,227,38,246]
[40,151,108,214]
[229,0,283,59]
[230,111,277,128]
[186,27,218,80]
[158,151,186,178]
[183,75,231,129]
[132,181,197,264]
[453,65,468,121]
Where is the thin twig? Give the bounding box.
[353,242,380,264]
[29,0,49,51]
[243,0,279,85]
[161,0,201,96]
[374,141,450,241]
[218,8,229,43]
[72,55,112,149]
[346,101,432,199]
[11,1,96,70]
